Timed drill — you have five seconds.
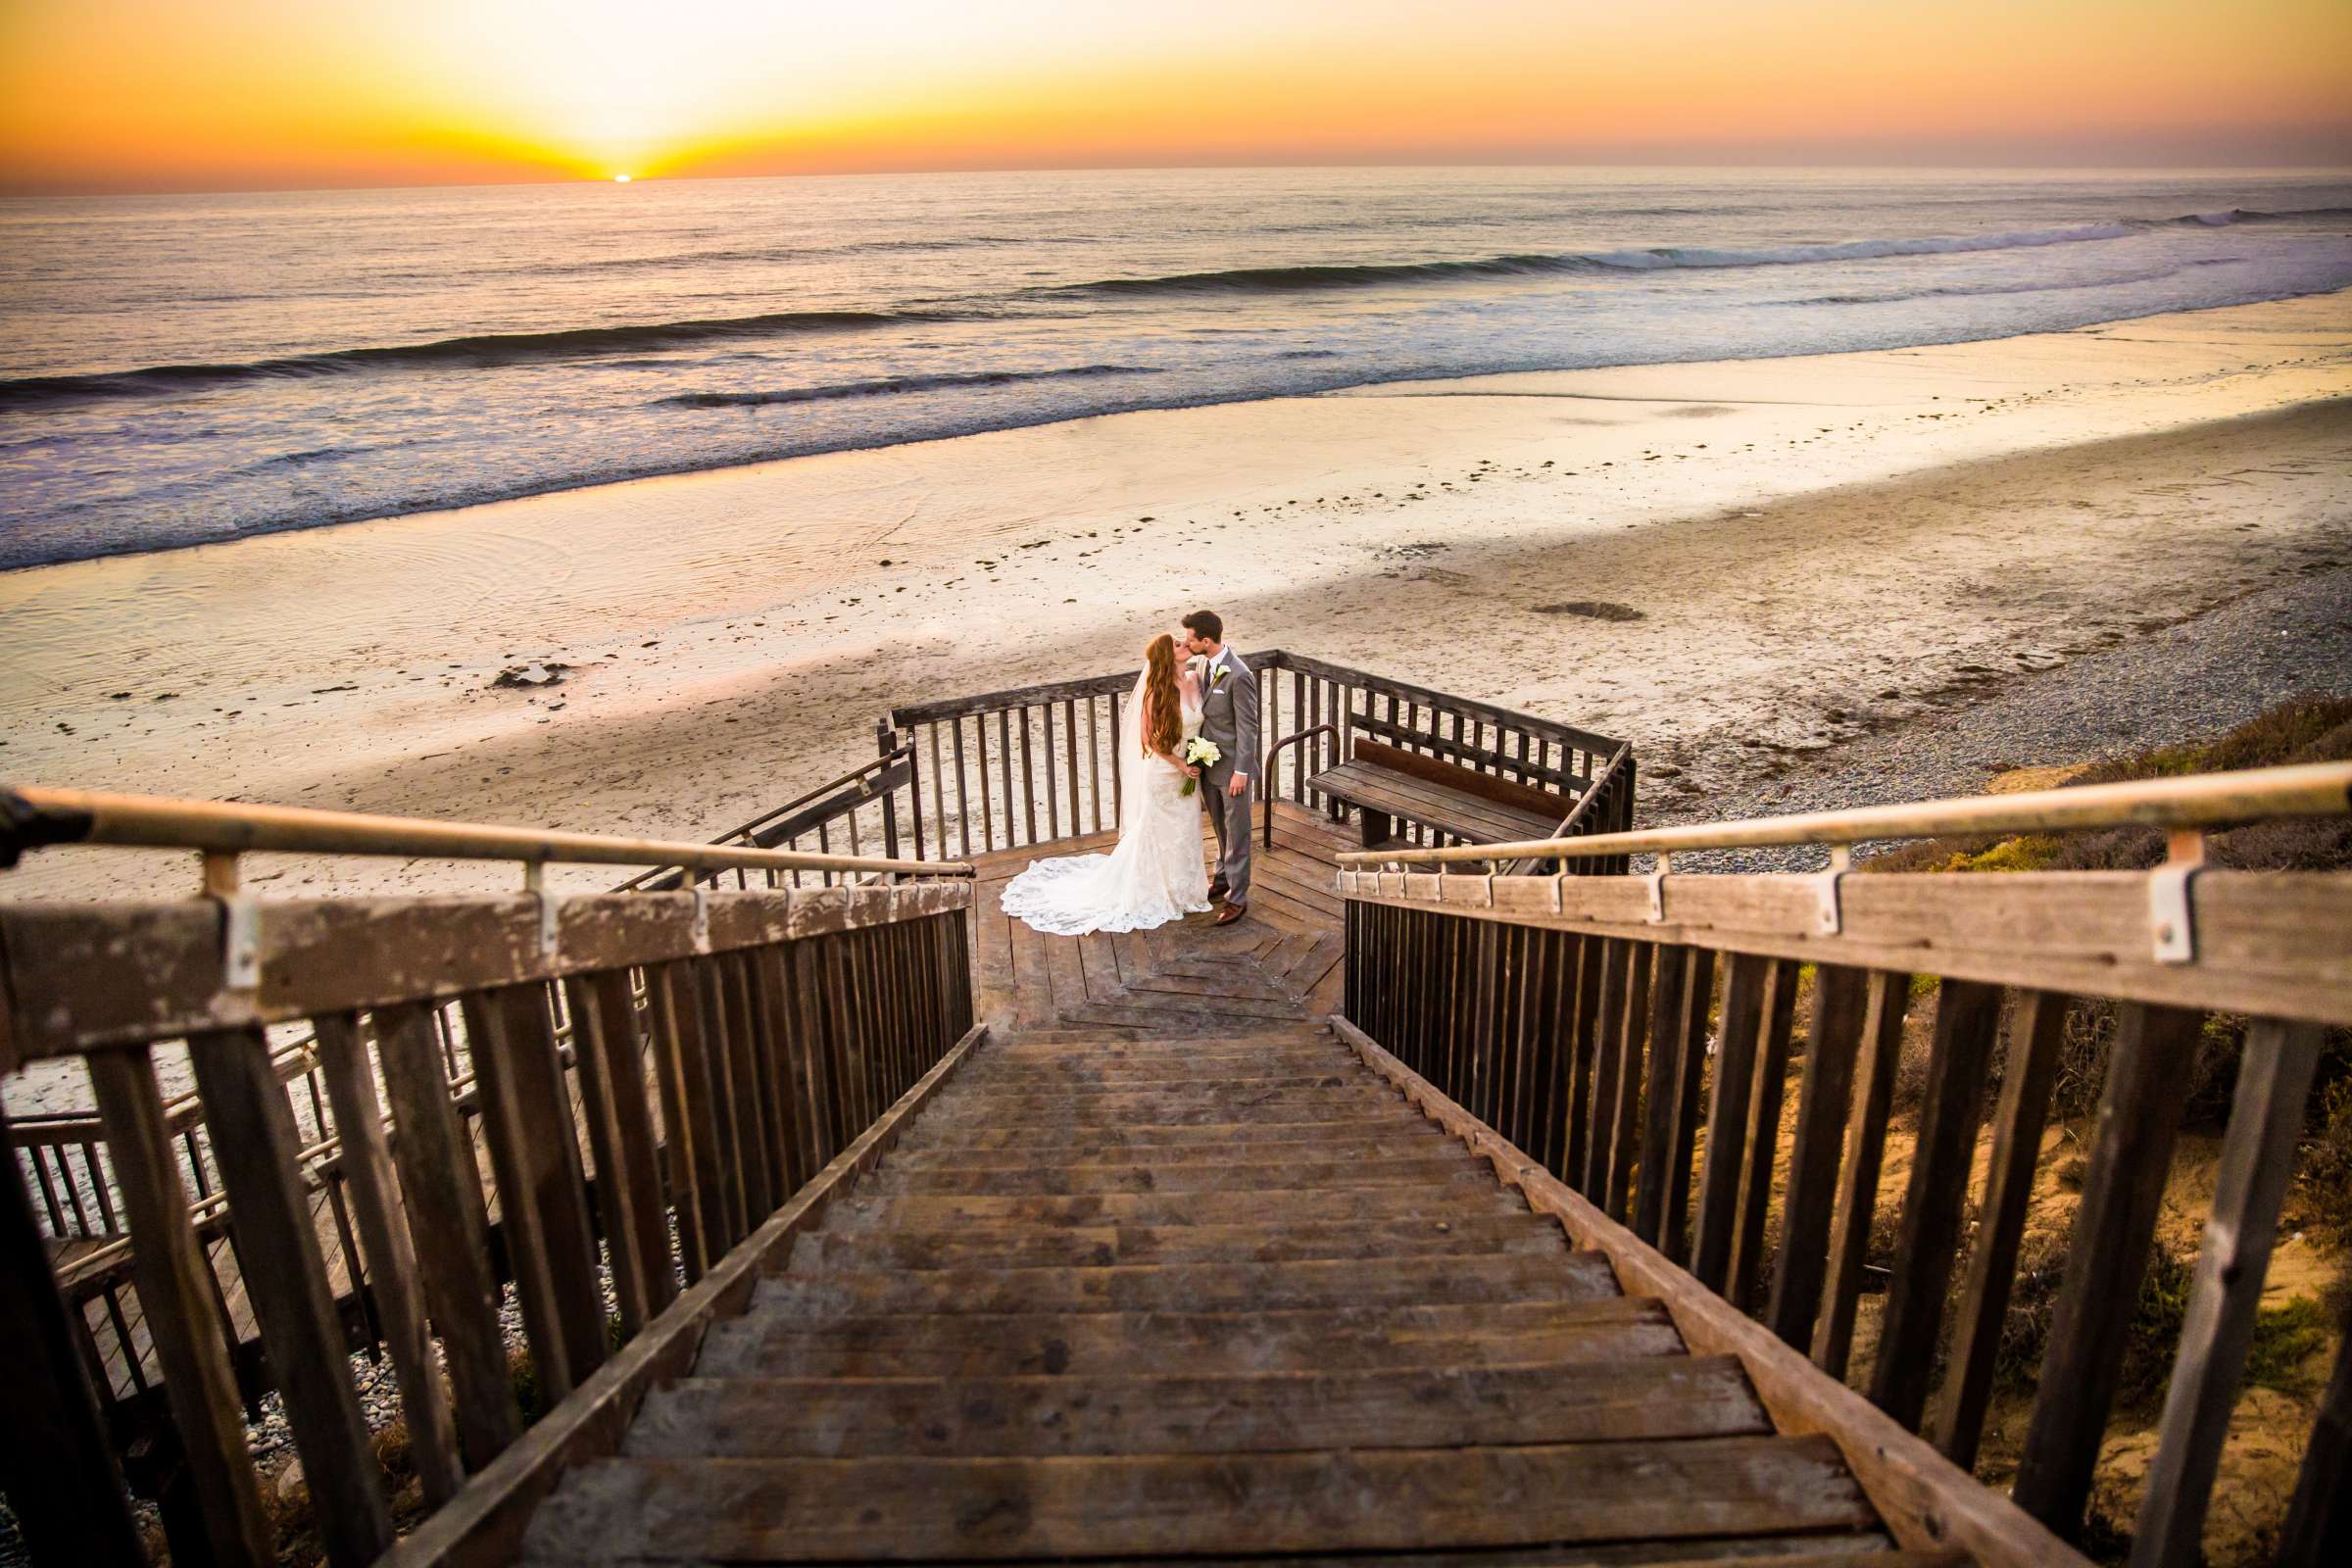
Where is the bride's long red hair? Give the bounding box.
[1142,633,1181,759]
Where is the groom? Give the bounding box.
[1180,611,1257,925]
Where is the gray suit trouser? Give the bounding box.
[1200,768,1253,906]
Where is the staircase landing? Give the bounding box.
[969,800,1348,1036]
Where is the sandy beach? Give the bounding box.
[3,290,2348,907]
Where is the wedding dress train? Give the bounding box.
[999,678,1211,936]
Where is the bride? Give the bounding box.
[1000,632,1211,936]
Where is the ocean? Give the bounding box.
[2,166,2348,572]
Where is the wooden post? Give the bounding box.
[1765,963,1869,1349]
[0,1119,145,1566]
[1813,970,1912,1379]
[87,1048,276,1568]
[373,1003,522,1471]
[1870,979,2002,1429]
[2012,1004,2202,1538]
[312,1012,466,1506]
[2132,1019,2323,1566]
[184,1026,393,1567]
[1935,989,2070,1466]
[462,987,608,1403]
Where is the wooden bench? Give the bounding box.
[1306,737,1568,851]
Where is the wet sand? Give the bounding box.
[2,290,2348,908]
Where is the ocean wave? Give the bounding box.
[1780,259,2239,308]
[653,364,1160,409]
[0,308,963,407]
[1049,206,2352,299]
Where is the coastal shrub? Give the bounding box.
[2298,1071,2352,1258]
[2243,1297,2333,1395]
[1992,1234,2193,1411]
[1864,695,2352,876]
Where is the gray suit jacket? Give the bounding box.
[1196,650,1259,786]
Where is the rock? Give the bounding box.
[1533,602,1644,622]
[491,662,569,690]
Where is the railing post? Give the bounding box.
[877,720,906,867]
[0,1119,144,1566]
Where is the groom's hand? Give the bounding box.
[1227,773,1250,799]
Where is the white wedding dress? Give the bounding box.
[1000,674,1212,936]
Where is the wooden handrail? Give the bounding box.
[1340,760,2352,866]
[1260,723,1338,847]
[2,785,971,879]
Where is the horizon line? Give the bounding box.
[8,155,2352,203]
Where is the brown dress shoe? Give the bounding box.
[1214,902,1247,925]
[1206,880,1229,902]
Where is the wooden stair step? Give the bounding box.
[914,1092,1408,1129]
[522,1436,1880,1562]
[881,1130,1457,1169]
[696,1297,1685,1380]
[789,1214,1565,1269]
[858,1153,1488,1196]
[625,1355,1769,1458]
[956,1054,1355,1083]
[750,1250,1622,1317]
[814,1186,1533,1231]
[940,1072,1370,1102]
[953,1545,1949,1568]
[889,1114,1433,1151]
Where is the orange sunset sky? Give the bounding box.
[3,1,2349,195]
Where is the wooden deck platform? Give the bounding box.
[970,800,1349,1037]
[523,1021,1942,1565]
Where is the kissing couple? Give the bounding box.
[1001,610,1259,936]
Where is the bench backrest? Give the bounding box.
[1350,737,1571,818]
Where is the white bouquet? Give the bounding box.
[1179,737,1221,796]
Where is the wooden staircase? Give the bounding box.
[520,1022,1953,1565]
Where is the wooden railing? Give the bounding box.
[1335,761,2352,1567]
[0,788,975,1568]
[886,650,1629,861]
[613,725,923,891]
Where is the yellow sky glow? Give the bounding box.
[2,1,2347,193]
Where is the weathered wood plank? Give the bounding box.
[1690,954,1771,1293]
[525,1437,1876,1561]
[626,1357,1767,1458]
[1812,971,1912,1380]
[375,1003,523,1470]
[462,987,608,1402]
[1933,989,2068,1467]
[1764,964,1867,1350]
[86,1048,276,1566]
[314,1010,466,1505]
[1869,979,2002,1430]
[2012,1004,2202,1539]
[562,970,676,1337]
[0,1114,145,1566]
[2132,1018,2324,1566]
[1727,957,1799,1312]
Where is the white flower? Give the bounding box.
[1184,738,1222,768]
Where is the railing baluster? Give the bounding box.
[1,1108,145,1565]
[564,970,676,1335]
[87,1047,275,1566]
[1039,703,1058,842]
[1870,978,2002,1427]
[1560,934,1603,1186]
[1690,953,1771,1294]
[185,1026,393,1566]
[1934,988,2069,1463]
[1811,969,1912,1376]
[1086,695,1104,832]
[957,715,980,856]
[1632,942,1694,1248]
[313,1011,465,1505]
[1727,957,1799,1312]
[1764,964,1871,1351]
[462,987,607,1403]
[2279,1298,2352,1564]
[2132,1018,2323,1565]
[2012,1003,2203,1537]
[1654,947,1718,1265]
[1062,697,1082,841]
[373,1003,522,1468]
[715,954,776,1223]
[1602,941,1654,1223]
[1583,934,1623,1190]
[998,709,1018,848]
